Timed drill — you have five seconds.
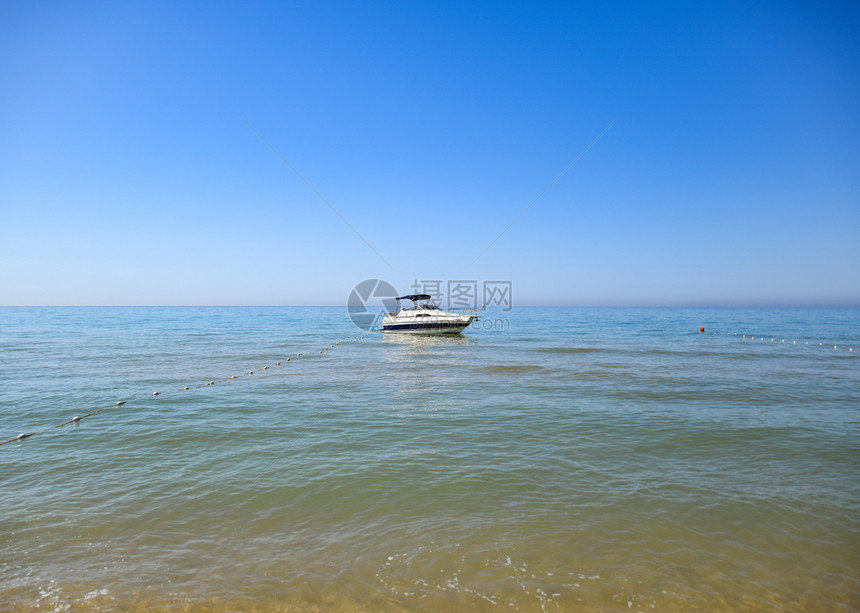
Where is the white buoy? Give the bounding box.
[276,362,281,365]
[183,386,190,390]
[72,416,81,422]
[264,366,269,370]
[152,391,160,396]
[115,401,125,406]
[208,381,215,385]
[248,371,254,375]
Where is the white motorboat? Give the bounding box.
[381,294,478,334]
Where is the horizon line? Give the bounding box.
[2,304,859,309]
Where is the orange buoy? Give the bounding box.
[700,327,705,333]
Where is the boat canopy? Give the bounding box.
[395,294,432,301]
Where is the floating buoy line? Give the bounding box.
[1,330,379,447]
[700,328,855,353]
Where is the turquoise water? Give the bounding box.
[1,307,858,611]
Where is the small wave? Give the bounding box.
[534,347,602,354]
[480,364,548,374]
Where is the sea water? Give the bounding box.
[1,307,858,611]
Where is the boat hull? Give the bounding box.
[382,321,472,334]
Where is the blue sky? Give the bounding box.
[1,1,858,306]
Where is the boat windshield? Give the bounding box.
[397,298,442,311]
